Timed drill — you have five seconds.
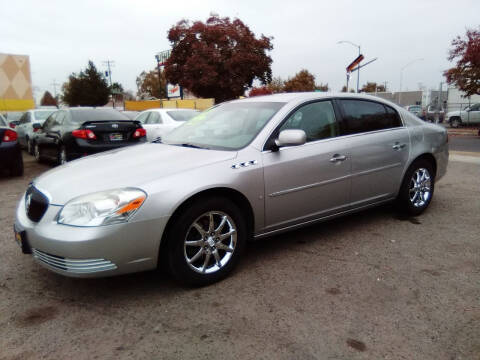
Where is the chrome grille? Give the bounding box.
[32,249,117,274]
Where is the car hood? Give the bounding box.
[33,143,237,205]
[446,110,462,117]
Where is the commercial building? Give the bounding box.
[0,53,35,111]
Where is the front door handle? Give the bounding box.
[392,142,406,150]
[330,154,347,163]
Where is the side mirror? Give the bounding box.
[275,129,307,148]
[32,123,42,130]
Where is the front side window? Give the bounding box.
[339,100,401,134]
[279,101,339,142]
[162,102,285,150]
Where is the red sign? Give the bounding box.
[346,54,364,73]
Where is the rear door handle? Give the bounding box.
[330,154,347,163]
[392,143,406,150]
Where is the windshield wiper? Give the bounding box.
[152,137,163,143]
[172,143,209,149]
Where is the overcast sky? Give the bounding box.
[2,0,479,101]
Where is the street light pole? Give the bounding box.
[399,58,423,106]
[338,40,361,92]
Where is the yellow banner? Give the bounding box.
[0,99,35,111]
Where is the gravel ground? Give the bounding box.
[0,154,479,360]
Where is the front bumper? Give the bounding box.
[14,193,169,278]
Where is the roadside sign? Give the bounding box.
[346,54,364,73]
[167,83,181,98]
[155,50,171,66]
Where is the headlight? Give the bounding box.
[57,188,146,227]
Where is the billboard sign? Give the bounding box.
[155,50,171,66]
[167,83,181,98]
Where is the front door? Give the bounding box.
[262,100,351,231]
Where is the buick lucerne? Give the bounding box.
[14,93,448,285]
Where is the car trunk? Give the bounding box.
[80,120,143,144]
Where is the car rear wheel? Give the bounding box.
[27,138,32,154]
[450,117,461,128]
[166,197,246,286]
[397,159,435,216]
[34,143,42,162]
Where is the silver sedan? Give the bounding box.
[14,93,448,286]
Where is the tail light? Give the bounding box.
[33,127,40,132]
[3,129,18,142]
[9,123,16,129]
[72,129,97,140]
[132,128,146,139]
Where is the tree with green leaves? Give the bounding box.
[40,91,57,107]
[136,69,166,99]
[62,61,110,106]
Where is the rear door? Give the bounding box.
[336,99,410,207]
[262,100,352,231]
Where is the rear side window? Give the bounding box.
[279,101,339,142]
[147,112,162,124]
[339,100,401,134]
[71,109,129,122]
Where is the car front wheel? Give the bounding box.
[166,197,247,286]
[450,117,461,128]
[397,159,435,216]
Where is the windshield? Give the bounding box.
[6,112,23,121]
[162,102,285,150]
[34,110,55,120]
[167,110,199,121]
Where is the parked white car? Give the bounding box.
[16,109,57,153]
[135,109,199,141]
[446,103,480,128]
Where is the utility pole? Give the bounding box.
[51,79,59,99]
[103,60,115,107]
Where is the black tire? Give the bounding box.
[166,197,247,286]
[450,117,461,128]
[10,152,24,177]
[397,159,435,216]
[57,145,68,165]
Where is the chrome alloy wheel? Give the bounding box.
[409,168,431,208]
[184,211,237,274]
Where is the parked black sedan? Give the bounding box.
[0,114,23,176]
[32,108,147,165]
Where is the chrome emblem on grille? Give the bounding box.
[111,123,119,128]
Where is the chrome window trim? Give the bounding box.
[261,126,407,154]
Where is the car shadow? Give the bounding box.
[31,202,406,302]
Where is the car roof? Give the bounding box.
[231,92,402,107]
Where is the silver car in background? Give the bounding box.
[14,93,448,286]
[16,109,56,153]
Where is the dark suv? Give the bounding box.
[32,108,146,165]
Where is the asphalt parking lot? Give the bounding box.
[0,153,479,360]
